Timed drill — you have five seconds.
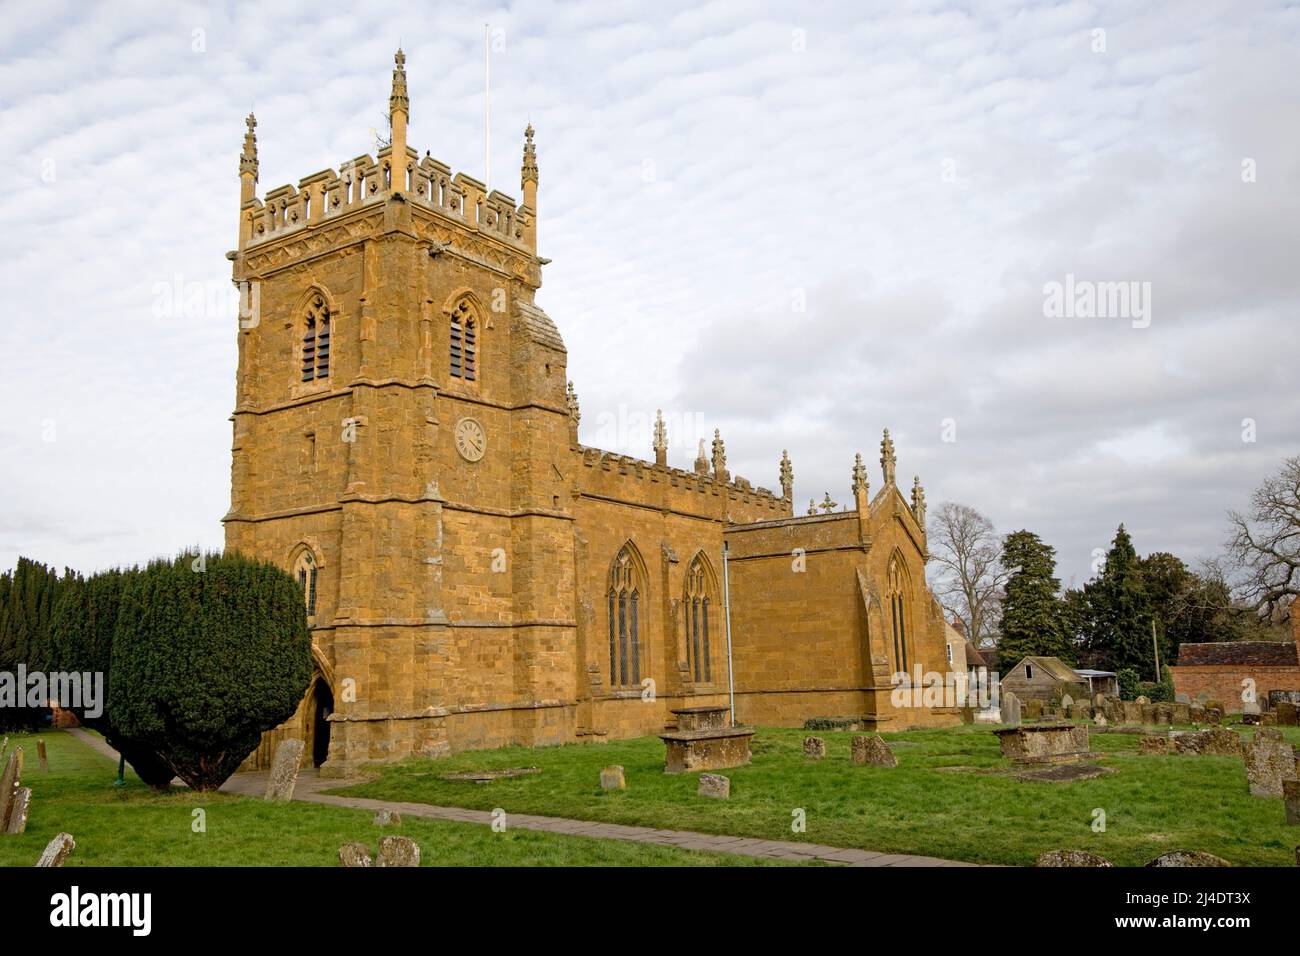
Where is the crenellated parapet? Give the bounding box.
[575,445,786,522]
[235,49,538,277]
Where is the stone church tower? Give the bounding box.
[226,51,575,773]
[226,53,961,776]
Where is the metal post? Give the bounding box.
[723,542,735,727]
[115,754,125,787]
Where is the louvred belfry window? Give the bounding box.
[450,299,476,381]
[301,295,331,382]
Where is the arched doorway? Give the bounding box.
[309,678,333,767]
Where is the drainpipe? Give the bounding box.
[723,541,735,727]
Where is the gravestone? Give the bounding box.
[1261,713,1278,727]
[698,773,730,799]
[1060,694,1075,713]
[0,747,23,832]
[1035,849,1112,867]
[5,787,30,834]
[1206,707,1223,726]
[1136,695,1151,705]
[600,765,626,790]
[37,740,48,772]
[659,706,754,773]
[36,833,75,868]
[1140,703,1157,725]
[1284,780,1300,826]
[373,810,401,826]
[1175,693,1191,704]
[1024,698,1042,720]
[264,739,305,801]
[1172,702,1191,725]
[338,842,373,867]
[1276,702,1299,727]
[1173,728,1241,757]
[1146,850,1231,867]
[802,737,826,759]
[377,835,420,867]
[1094,693,1107,711]
[1190,704,1206,724]
[1000,691,1021,726]
[851,735,898,767]
[1094,713,1108,727]
[1123,701,1144,724]
[1243,727,1298,797]
[995,724,1090,764]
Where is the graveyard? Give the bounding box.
[5,716,1296,867]
[0,731,791,867]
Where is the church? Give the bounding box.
[224,52,960,776]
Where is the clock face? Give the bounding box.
[454,418,486,462]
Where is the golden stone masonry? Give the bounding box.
[225,52,959,776]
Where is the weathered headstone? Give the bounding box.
[338,842,373,867]
[1024,698,1042,720]
[377,835,421,867]
[851,735,898,767]
[1172,702,1191,725]
[373,809,402,826]
[37,740,48,772]
[802,736,826,759]
[5,787,30,834]
[1261,713,1278,727]
[1094,693,1107,711]
[1206,707,1223,726]
[1243,727,1298,797]
[697,773,730,799]
[599,765,626,790]
[1060,694,1075,712]
[264,739,305,801]
[1189,704,1206,724]
[1173,728,1241,757]
[1140,736,1170,755]
[1277,702,1299,727]
[1035,849,1112,867]
[35,833,75,868]
[1284,780,1300,826]
[1094,713,1108,727]
[0,747,23,832]
[1136,695,1151,705]
[1175,693,1191,704]
[1000,691,1021,726]
[1146,850,1231,867]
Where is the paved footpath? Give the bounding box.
[67,727,976,867]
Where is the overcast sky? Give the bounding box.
[1,0,1296,588]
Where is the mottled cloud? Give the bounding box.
[0,0,1296,586]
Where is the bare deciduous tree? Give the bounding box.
[926,502,1007,647]
[1227,455,1300,620]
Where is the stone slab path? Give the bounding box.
[68,728,977,867]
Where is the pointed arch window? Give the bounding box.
[684,556,713,683]
[608,546,642,687]
[294,550,319,618]
[449,299,477,381]
[301,294,331,382]
[887,556,909,675]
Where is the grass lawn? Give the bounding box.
[331,722,1300,867]
[0,730,788,867]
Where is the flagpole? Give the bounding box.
[484,23,491,191]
